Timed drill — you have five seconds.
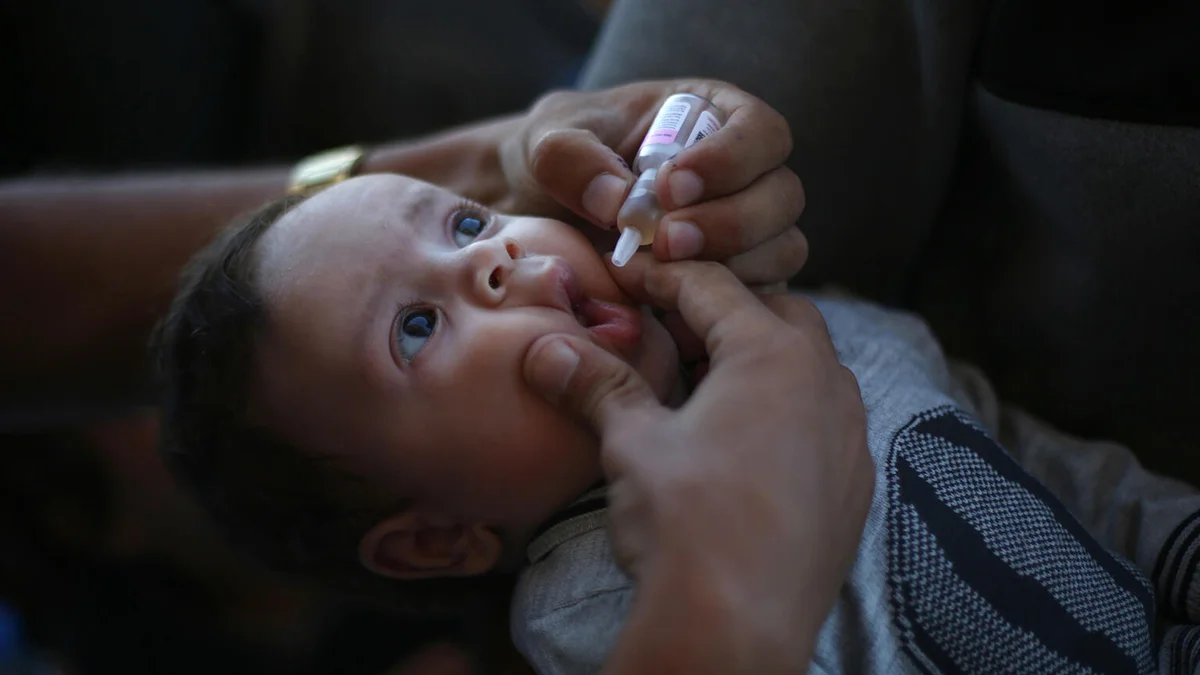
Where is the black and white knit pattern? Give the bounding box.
[887,406,1156,674]
[1154,508,1200,626]
[1159,625,1200,675]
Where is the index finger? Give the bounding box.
[655,84,794,210]
[608,253,780,361]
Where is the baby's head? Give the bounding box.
[155,174,677,613]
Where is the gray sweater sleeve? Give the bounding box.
[513,295,1158,675]
[951,361,1200,628]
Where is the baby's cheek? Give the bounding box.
[491,401,601,528]
[508,217,590,253]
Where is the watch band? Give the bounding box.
[287,145,366,195]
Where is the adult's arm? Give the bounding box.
[523,256,874,674]
[0,117,516,418]
[2,79,805,421]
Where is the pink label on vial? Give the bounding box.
[644,100,692,145]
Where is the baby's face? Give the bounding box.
[251,175,678,539]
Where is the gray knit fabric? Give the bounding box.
[511,296,1163,675]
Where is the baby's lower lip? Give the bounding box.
[575,298,643,354]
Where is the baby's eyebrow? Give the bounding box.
[352,273,389,361]
[350,188,441,364]
[402,191,440,233]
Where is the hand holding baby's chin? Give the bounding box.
[522,257,873,665]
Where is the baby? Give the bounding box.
[157,173,1172,674]
[156,173,680,610]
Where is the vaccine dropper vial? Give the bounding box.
[611,93,727,267]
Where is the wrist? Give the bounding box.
[360,115,520,204]
[607,553,815,675]
[663,556,816,674]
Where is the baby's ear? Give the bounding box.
[358,511,501,581]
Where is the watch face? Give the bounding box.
[291,146,364,188]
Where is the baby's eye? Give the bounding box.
[396,308,437,362]
[452,209,489,247]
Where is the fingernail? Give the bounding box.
[664,220,704,260]
[582,173,628,227]
[528,339,580,398]
[667,169,703,208]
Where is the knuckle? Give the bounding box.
[778,170,806,219]
[740,333,792,369]
[529,128,582,181]
[642,262,673,299]
[760,293,796,320]
[691,259,729,276]
[649,258,722,290]
[530,88,574,114]
[779,227,810,274]
[689,78,738,99]
[759,292,789,313]
[580,362,647,419]
[730,196,763,250]
[781,295,828,332]
[769,108,794,159]
[528,132,556,181]
[608,410,661,459]
[682,133,735,178]
[688,259,735,288]
[722,252,771,286]
[729,230,807,285]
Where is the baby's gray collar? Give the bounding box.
[526,485,608,564]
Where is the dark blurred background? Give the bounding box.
[0,1,608,673]
[1,0,605,173]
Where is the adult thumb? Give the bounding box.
[523,335,662,435]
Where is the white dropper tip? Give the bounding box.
[612,227,642,268]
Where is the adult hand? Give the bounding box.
[522,256,873,674]
[497,80,808,285]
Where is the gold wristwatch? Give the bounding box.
[287,145,366,194]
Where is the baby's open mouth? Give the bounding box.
[572,298,622,329]
[570,297,594,329]
[571,296,643,354]
[551,258,643,353]
[572,302,588,328]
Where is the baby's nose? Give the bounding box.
[469,237,524,304]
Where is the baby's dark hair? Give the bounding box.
[153,193,510,619]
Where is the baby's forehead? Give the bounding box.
[257,175,438,277]
[251,177,438,406]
